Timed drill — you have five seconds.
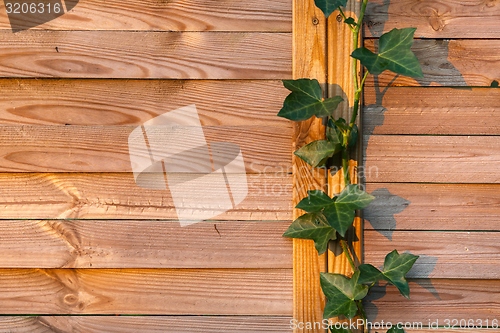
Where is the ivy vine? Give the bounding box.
[278,1,423,332]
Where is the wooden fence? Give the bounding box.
[363,0,500,329]
[0,0,499,332]
[0,0,294,331]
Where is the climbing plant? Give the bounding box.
[278,1,422,332]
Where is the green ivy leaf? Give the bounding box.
[326,118,342,143]
[323,185,375,237]
[334,118,349,132]
[278,79,343,121]
[294,139,342,167]
[283,213,337,255]
[387,328,405,333]
[330,327,350,333]
[296,190,334,213]
[314,0,348,18]
[349,124,359,148]
[344,17,356,25]
[358,250,419,298]
[351,28,423,78]
[321,271,369,319]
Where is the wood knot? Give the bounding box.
[63,293,78,305]
[429,10,446,31]
[63,293,87,311]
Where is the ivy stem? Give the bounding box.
[349,0,369,127]
[338,7,356,32]
[356,300,369,333]
[342,145,350,186]
[340,239,356,272]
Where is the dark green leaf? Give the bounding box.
[296,190,334,213]
[314,0,348,18]
[382,250,419,298]
[321,271,368,319]
[358,250,419,298]
[294,139,342,167]
[330,327,350,333]
[326,118,342,144]
[387,327,405,333]
[334,118,349,132]
[323,185,375,237]
[344,17,356,25]
[349,124,358,148]
[358,264,384,284]
[283,213,337,254]
[278,79,343,121]
[351,28,423,78]
[491,80,499,88]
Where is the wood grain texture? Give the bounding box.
[0,316,293,333]
[0,125,292,173]
[363,135,500,183]
[364,183,500,231]
[0,173,292,220]
[365,230,500,279]
[367,279,500,322]
[0,79,289,127]
[292,0,328,331]
[327,0,362,279]
[0,31,291,79]
[364,0,500,38]
[364,87,500,135]
[0,268,292,314]
[365,39,500,87]
[0,0,291,32]
[0,220,291,269]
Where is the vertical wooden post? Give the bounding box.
[327,0,362,276]
[292,0,328,332]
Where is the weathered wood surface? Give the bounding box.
[405,331,500,333]
[364,0,500,38]
[0,220,291,269]
[0,31,291,79]
[0,0,291,32]
[0,173,292,220]
[0,268,292,314]
[365,39,500,87]
[364,87,500,135]
[0,316,293,333]
[363,135,500,183]
[364,183,500,231]
[365,230,500,279]
[292,0,328,331]
[0,79,289,127]
[327,0,363,279]
[367,279,500,322]
[0,125,292,173]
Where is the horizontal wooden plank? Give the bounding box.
[0,268,292,314]
[367,279,500,323]
[0,0,291,32]
[0,125,292,173]
[0,31,291,79]
[0,173,292,220]
[364,183,500,231]
[0,220,292,269]
[364,0,500,38]
[364,87,500,135]
[0,316,293,333]
[364,135,500,183]
[365,231,500,279]
[405,331,500,333]
[365,39,500,87]
[0,79,289,127]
